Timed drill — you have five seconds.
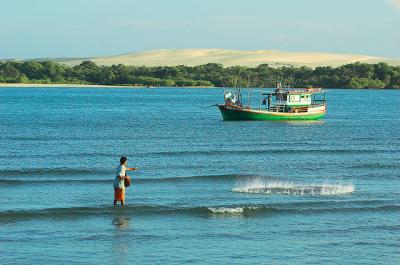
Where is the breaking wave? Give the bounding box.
[232,177,354,196]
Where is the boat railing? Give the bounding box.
[224,87,326,112]
[289,106,309,113]
[268,104,285,112]
[311,102,326,107]
[267,103,325,113]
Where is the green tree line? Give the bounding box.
[1,60,400,88]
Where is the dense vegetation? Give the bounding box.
[0,60,400,88]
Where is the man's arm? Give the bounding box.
[126,167,138,171]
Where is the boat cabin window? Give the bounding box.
[287,93,312,106]
[276,94,287,102]
[289,94,301,102]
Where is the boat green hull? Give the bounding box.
[218,105,325,121]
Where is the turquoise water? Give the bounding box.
[0,87,399,264]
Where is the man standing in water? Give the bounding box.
[114,156,138,206]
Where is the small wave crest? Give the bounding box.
[350,163,400,169]
[232,177,354,196]
[0,168,109,177]
[0,178,112,186]
[1,201,397,222]
[0,174,239,186]
[146,149,391,157]
[207,206,260,215]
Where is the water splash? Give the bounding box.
[232,177,354,195]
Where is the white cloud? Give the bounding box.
[388,0,400,10]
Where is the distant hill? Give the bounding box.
[55,49,400,68]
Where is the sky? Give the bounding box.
[1,0,400,59]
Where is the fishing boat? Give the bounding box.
[217,83,326,121]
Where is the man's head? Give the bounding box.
[120,156,128,165]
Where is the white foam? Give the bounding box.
[208,207,244,214]
[208,206,259,214]
[318,184,355,195]
[232,177,354,196]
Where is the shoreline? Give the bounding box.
[0,83,217,89]
[0,83,398,90]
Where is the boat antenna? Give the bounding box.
[276,80,283,89]
[247,75,251,88]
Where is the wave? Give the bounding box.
[1,200,398,221]
[0,168,110,177]
[0,175,362,192]
[232,177,354,196]
[146,149,396,157]
[0,178,112,186]
[350,163,400,169]
[207,206,260,215]
[206,204,399,216]
[137,174,239,183]
[0,174,240,186]
[2,148,396,161]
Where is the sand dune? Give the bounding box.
[61,49,400,68]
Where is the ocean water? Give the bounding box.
[0,87,399,264]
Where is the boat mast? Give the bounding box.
[247,75,253,109]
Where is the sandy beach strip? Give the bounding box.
[0,83,217,89]
[0,83,146,88]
